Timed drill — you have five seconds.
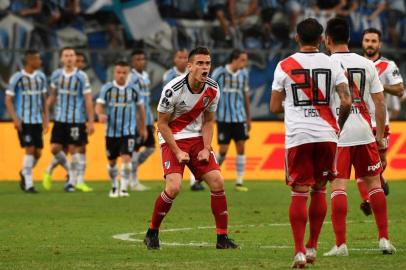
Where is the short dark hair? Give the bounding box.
[296,18,323,46]
[188,46,210,62]
[75,51,85,58]
[228,49,247,63]
[114,60,129,67]
[59,47,76,57]
[24,49,39,58]
[131,48,145,57]
[325,17,350,45]
[362,28,381,41]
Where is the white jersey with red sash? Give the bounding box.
[272,52,347,149]
[330,52,384,147]
[157,74,220,144]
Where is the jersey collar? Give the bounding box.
[113,80,129,89]
[226,64,240,76]
[21,69,37,78]
[63,67,78,77]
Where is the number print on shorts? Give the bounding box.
[128,139,135,152]
[70,127,79,140]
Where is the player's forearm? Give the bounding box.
[201,119,214,150]
[336,83,352,130]
[136,106,146,133]
[244,93,251,121]
[383,83,404,97]
[42,94,49,121]
[95,103,105,117]
[85,95,94,123]
[157,121,181,154]
[5,96,19,123]
[374,100,386,140]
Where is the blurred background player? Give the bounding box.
[43,51,88,185]
[162,48,189,86]
[270,18,352,267]
[129,49,154,191]
[144,47,238,250]
[212,49,251,192]
[43,47,95,192]
[96,61,147,198]
[324,18,396,257]
[357,27,405,215]
[5,49,49,193]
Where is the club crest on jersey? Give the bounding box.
[165,89,173,98]
[164,161,171,169]
[393,69,400,77]
[202,96,210,107]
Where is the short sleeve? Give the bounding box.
[6,73,20,96]
[385,62,403,85]
[39,72,47,93]
[157,87,176,113]
[50,70,59,89]
[211,67,222,82]
[96,84,109,104]
[331,59,348,86]
[242,70,249,93]
[132,85,144,106]
[207,88,220,112]
[370,63,384,94]
[271,62,286,92]
[81,72,92,94]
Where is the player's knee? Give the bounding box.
[165,184,181,198]
[292,184,310,193]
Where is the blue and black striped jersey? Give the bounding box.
[162,67,188,87]
[129,69,154,126]
[50,68,91,124]
[6,69,47,124]
[211,65,249,123]
[97,81,143,138]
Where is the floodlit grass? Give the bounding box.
[0,181,405,269]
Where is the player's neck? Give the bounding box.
[23,66,35,74]
[365,53,380,62]
[299,45,319,53]
[227,64,239,73]
[133,68,143,74]
[64,66,76,74]
[329,44,350,54]
[187,75,204,93]
[176,66,186,73]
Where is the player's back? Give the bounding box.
[272,52,346,148]
[330,52,383,146]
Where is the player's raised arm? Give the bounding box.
[335,82,352,131]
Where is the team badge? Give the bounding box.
[24,135,32,143]
[202,96,209,107]
[164,161,171,169]
[165,89,173,98]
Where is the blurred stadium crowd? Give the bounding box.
[1,0,406,120]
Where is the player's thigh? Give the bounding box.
[160,143,185,178]
[119,136,135,157]
[188,138,220,180]
[50,122,68,146]
[231,122,249,144]
[106,137,120,161]
[68,124,88,147]
[202,170,224,191]
[335,146,352,179]
[313,141,337,186]
[217,122,232,145]
[353,142,382,179]
[285,143,314,186]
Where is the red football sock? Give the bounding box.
[211,190,228,235]
[306,189,327,249]
[356,179,369,202]
[149,191,174,230]
[331,189,347,246]
[289,191,308,254]
[368,188,389,239]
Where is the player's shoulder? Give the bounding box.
[9,70,24,82]
[206,77,219,90]
[101,81,114,90]
[35,70,46,79]
[212,65,226,74]
[51,68,63,78]
[76,69,89,80]
[164,74,187,92]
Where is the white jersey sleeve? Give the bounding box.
[271,63,286,92]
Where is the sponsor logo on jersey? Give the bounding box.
[368,161,382,172]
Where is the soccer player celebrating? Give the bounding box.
[128,49,153,191]
[43,47,94,192]
[96,61,147,198]
[212,49,251,192]
[163,48,204,191]
[270,18,352,267]
[357,28,404,215]
[144,47,238,250]
[5,50,49,193]
[324,18,396,257]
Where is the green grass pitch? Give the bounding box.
[0,181,405,269]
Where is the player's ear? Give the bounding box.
[294,34,300,45]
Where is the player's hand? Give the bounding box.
[176,150,190,164]
[376,137,387,150]
[13,119,22,132]
[98,114,107,123]
[87,122,95,135]
[197,147,211,163]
